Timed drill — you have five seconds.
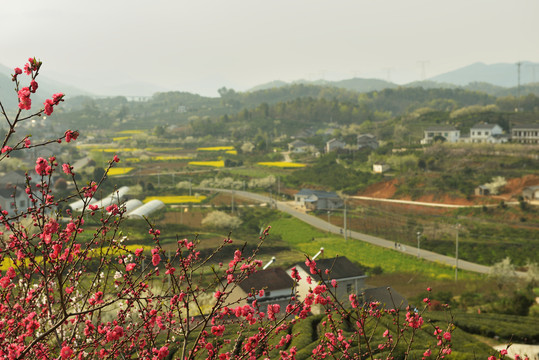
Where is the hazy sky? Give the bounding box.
[2,0,538,96]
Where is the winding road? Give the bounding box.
[197,187,495,275]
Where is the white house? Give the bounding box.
[421,126,460,144]
[224,267,295,310]
[288,140,314,153]
[357,134,379,150]
[294,189,343,210]
[469,123,505,143]
[289,256,367,313]
[373,163,390,174]
[522,186,539,200]
[512,124,539,144]
[326,138,346,153]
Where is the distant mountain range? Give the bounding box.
[247,62,539,95]
[1,61,538,107]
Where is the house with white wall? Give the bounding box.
[469,123,505,143]
[290,256,367,311]
[421,126,460,144]
[512,124,539,144]
[294,189,343,210]
[326,138,346,153]
[224,267,295,310]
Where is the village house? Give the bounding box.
[294,188,343,210]
[288,139,315,153]
[469,123,506,143]
[362,286,409,310]
[522,185,539,200]
[325,138,346,153]
[512,124,539,144]
[0,171,39,216]
[373,163,390,174]
[421,125,460,144]
[224,267,295,311]
[290,256,367,310]
[357,134,379,150]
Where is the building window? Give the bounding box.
[477,131,482,136]
[346,284,352,294]
[265,291,271,297]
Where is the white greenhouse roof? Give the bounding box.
[126,199,165,219]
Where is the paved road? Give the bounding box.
[351,195,519,208]
[197,188,493,275]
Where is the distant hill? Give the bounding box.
[248,78,397,93]
[428,61,539,87]
[0,63,91,111]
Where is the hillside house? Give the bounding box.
[326,138,346,153]
[362,286,409,310]
[512,124,539,144]
[294,189,343,210]
[224,267,295,310]
[373,163,390,174]
[522,186,539,200]
[288,140,314,153]
[0,171,40,216]
[290,256,367,313]
[357,134,379,150]
[474,185,490,196]
[469,123,505,143]
[421,126,460,144]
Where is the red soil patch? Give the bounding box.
[360,179,399,198]
[496,174,539,200]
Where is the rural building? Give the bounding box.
[474,185,490,196]
[224,267,295,310]
[511,124,539,144]
[522,185,539,200]
[288,140,314,153]
[294,189,343,210]
[421,126,460,144]
[373,163,390,174]
[326,138,346,153]
[357,134,379,150]
[469,123,505,143]
[362,286,409,310]
[290,256,367,310]
[0,171,38,216]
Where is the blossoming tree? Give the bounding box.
[0,58,521,360]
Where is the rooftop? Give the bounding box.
[297,256,365,280]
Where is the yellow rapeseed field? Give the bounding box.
[197,146,235,151]
[108,167,134,176]
[257,162,306,168]
[143,195,207,204]
[112,136,133,141]
[188,160,225,167]
[117,130,145,135]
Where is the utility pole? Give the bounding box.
[344,200,347,241]
[417,60,430,81]
[416,232,421,258]
[231,190,235,214]
[517,62,522,112]
[455,224,460,281]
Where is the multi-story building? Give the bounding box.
[421,126,460,144]
[512,124,539,144]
